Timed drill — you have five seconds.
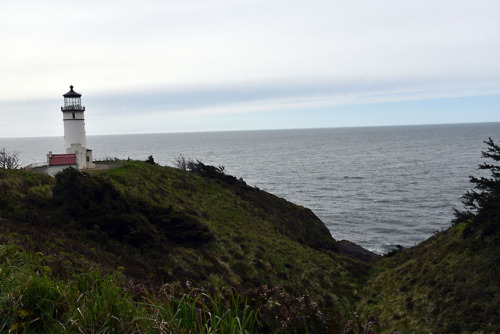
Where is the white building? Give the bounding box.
[46,85,94,176]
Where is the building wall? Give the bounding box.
[47,164,77,177]
[63,118,87,152]
[66,144,88,170]
[86,150,95,169]
[62,111,84,120]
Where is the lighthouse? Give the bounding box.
[60,85,94,169]
[37,85,96,176]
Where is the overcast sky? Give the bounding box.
[1,0,499,137]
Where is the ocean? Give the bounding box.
[2,122,500,254]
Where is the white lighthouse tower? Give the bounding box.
[61,85,94,169]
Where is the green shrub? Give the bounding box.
[51,168,213,247]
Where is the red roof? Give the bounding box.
[49,154,77,166]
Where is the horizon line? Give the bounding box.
[2,120,499,140]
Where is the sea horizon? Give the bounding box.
[2,120,499,140]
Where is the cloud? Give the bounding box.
[1,0,499,98]
[0,0,499,136]
[1,74,499,137]
[86,75,500,116]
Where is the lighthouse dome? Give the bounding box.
[63,85,82,97]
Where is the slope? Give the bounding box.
[0,161,372,331]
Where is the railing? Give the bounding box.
[61,106,85,111]
[23,162,46,170]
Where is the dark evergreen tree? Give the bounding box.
[145,155,157,165]
[454,137,500,236]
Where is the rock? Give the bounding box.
[336,240,379,262]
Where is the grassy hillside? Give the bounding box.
[2,155,498,333]
[0,161,371,332]
[358,222,499,332]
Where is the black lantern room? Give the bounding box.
[62,85,85,111]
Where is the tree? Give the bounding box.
[173,154,189,171]
[0,147,20,169]
[144,155,158,165]
[454,137,500,235]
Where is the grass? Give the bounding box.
[0,243,258,333]
[98,161,365,309]
[358,222,500,332]
[142,287,256,333]
[0,162,372,332]
[2,160,498,331]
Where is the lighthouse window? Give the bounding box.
[64,97,81,109]
[72,113,75,119]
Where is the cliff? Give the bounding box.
[0,161,370,332]
[0,159,498,332]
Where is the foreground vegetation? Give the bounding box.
[0,138,499,332]
[0,160,370,332]
[0,243,259,333]
[358,221,499,332]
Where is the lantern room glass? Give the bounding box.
[64,97,81,110]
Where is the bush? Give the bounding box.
[144,155,158,165]
[173,156,246,185]
[52,168,213,247]
[0,147,20,169]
